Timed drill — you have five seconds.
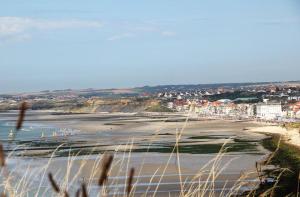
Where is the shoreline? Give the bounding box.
[2,110,298,149]
[0,110,280,195]
[247,124,300,148]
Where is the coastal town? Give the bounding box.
[0,81,300,122]
[158,89,300,121]
[152,82,300,122]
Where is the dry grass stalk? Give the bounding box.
[0,144,5,167]
[16,102,28,130]
[264,136,282,165]
[98,154,114,186]
[81,183,88,197]
[64,191,70,197]
[0,193,6,197]
[127,168,135,196]
[263,168,290,197]
[48,173,60,193]
[75,188,81,197]
[297,171,300,197]
[255,162,263,184]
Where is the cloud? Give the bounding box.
[107,22,176,41]
[107,33,135,41]
[133,26,158,32]
[0,17,176,43]
[161,31,176,36]
[0,16,103,41]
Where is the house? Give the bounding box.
[256,102,283,120]
[287,102,300,119]
[288,96,300,101]
[236,104,255,117]
[167,102,174,109]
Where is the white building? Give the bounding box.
[256,102,283,120]
[167,102,174,109]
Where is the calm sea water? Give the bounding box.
[0,121,55,140]
[0,120,78,151]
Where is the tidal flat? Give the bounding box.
[0,111,270,196]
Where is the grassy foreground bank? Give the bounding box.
[253,134,300,196]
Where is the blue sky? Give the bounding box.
[0,0,300,93]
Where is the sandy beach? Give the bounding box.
[0,111,273,196]
[247,124,300,148]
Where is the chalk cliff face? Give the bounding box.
[70,98,163,113]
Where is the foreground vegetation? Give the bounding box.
[145,103,174,112]
[283,122,300,130]
[253,135,300,196]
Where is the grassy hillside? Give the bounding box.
[70,98,167,113]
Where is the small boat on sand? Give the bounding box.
[8,129,14,138]
[41,132,45,138]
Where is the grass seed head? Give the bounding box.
[16,102,28,130]
[99,154,114,186]
[0,144,5,167]
[127,168,135,196]
[81,183,88,197]
[48,173,60,193]
[75,188,81,197]
[64,191,69,197]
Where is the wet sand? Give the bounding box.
[0,111,270,196]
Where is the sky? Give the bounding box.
[0,0,300,93]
